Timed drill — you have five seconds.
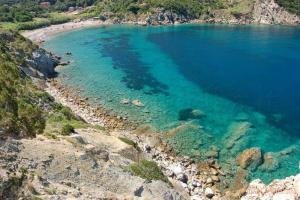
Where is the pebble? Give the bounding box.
[205,187,214,198]
[206,177,213,184]
[177,173,188,183]
[272,193,295,200]
[211,175,220,182]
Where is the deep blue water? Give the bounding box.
[44,24,300,183]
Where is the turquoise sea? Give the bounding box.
[44,24,300,184]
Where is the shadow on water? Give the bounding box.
[99,33,169,95]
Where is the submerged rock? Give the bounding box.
[120,99,129,104]
[237,147,262,170]
[132,99,144,107]
[178,108,205,121]
[259,152,279,172]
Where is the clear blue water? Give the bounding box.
[44,24,300,183]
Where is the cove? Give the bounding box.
[44,24,300,183]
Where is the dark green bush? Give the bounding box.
[275,0,300,15]
[61,124,75,135]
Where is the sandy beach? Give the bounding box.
[21,19,111,43]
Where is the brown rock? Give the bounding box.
[237,147,262,170]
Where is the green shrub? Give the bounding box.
[60,107,76,120]
[17,99,45,137]
[130,160,170,184]
[61,124,75,135]
[275,0,300,15]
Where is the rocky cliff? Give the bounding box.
[144,0,300,25]
[252,0,300,24]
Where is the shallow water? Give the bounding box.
[45,24,300,183]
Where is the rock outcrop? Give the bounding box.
[0,128,185,199]
[237,147,263,170]
[26,49,58,78]
[242,173,300,200]
[253,0,300,24]
[146,8,191,25]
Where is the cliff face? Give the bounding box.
[144,0,300,25]
[252,0,300,24]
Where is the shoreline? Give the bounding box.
[45,78,226,199]
[21,19,112,43]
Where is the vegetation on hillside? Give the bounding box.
[275,0,300,15]
[0,30,91,138]
[130,160,170,184]
[0,31,45,137]
[0,0,299,30]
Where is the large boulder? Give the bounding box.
[237,147,262,170]
[26,49,58,78]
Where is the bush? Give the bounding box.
[61,124,75,135]
[18,99,45,137]
[275,0,300,15]
[130,160,170,184]
[60,107,76,120]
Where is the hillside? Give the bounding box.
[0,0,299,30]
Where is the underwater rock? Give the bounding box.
[178,108,205,121]
[120,99,129,104]
[164,122,200,138]
[132,99,144,107]
[224,122,253,150]
[237,147,262,170]
[206,146,220,159]
[259,152,279,172]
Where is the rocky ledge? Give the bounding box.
[242,174,300,200]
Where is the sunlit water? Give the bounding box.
[45,24,300,183]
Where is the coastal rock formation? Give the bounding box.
[253,0,300,24]
[146,8,190,25]
[237,147,262,170]
[27,49,58,78]
[242,173,300,200]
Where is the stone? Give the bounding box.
[205,187,214,198]
[170,165,183,176]
[272,193,295,200]
[132,99,144,107]
[177,173,188,183]
[120,99,129,104]
[206,177,213,184]
[178,108,205,121]
[211,176,219,182]
[237,147,262,170]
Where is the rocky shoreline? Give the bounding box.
[45,75,300,200]
[46,78,226,199]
